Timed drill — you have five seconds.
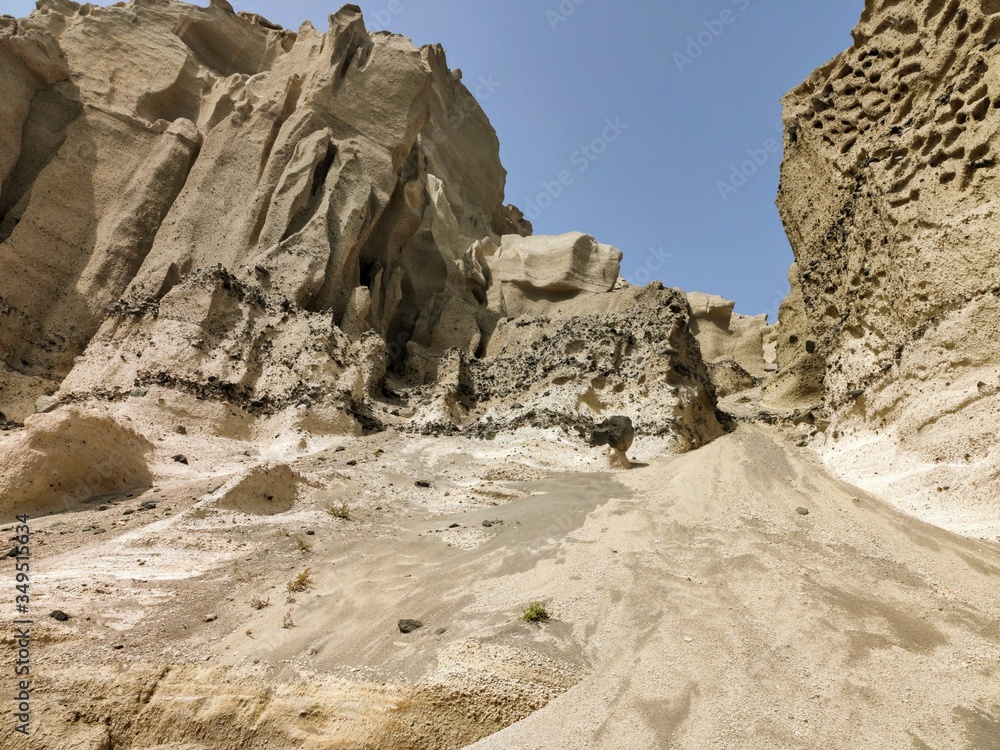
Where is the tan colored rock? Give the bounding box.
[0,0,518,421]
[687,291,770,380]
[490,232,622,318]
[0,2,725,458]
[468,283,725,452]
[772,0,1000,534]
[340,285,372,338]
[0,408,152,519]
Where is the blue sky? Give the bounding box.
[7,0,864,316]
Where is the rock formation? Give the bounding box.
[0,0,721,455]
[1,0,521,414]
[687,291,774,398]
[772,0,1000,534]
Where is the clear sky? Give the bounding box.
[7,0,864,316]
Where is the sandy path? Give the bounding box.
[466,425,1000,749]
[16,424,1000,748]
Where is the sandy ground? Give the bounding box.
[4,421,1000,749]
[822,428,1000,542]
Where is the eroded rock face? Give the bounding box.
[0,0,723,457]
[489,232,623,318]
[772,0,1000,533]
[462,284,725,451]
[687,292,773,398]
[0,0,525,419]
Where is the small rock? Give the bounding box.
[589,415,635,453]
[204,613,218,623]
[112,644,124,650]
[448,523,460,529]
[50,610,70,622]
[97,505,110,512]
[346,460,357,466]
[35,395,60,414]
[93,529,106,535]
[796,507,810,516]
[415,480,431,488]
[434,627,447,636]
[122,509,135,516]
[81,525,95,532]
[175,425,187,435]
[305,529,315,536]
[140,500,158,510]
[130,387,148,398]
[335,446,346,452]
[172,454,189,465]
[482,519,493,528]
[398,619,423,634]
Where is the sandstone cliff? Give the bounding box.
[0,0,723,453]
[771,0,1000,535]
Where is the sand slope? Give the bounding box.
[468,426,1000,749]
[13,424,1000,749]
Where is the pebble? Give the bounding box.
[50,610,70,622]
[415,480,432,488]
[346,460,357,466]
[796,507,810,516]
[305,530,315,536]
[398,619,423,634]
[204,614,218,623]
[172,454,189,465]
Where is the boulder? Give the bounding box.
[589,416,635,453]
[204,463,301,515]
[490,232,622,317]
